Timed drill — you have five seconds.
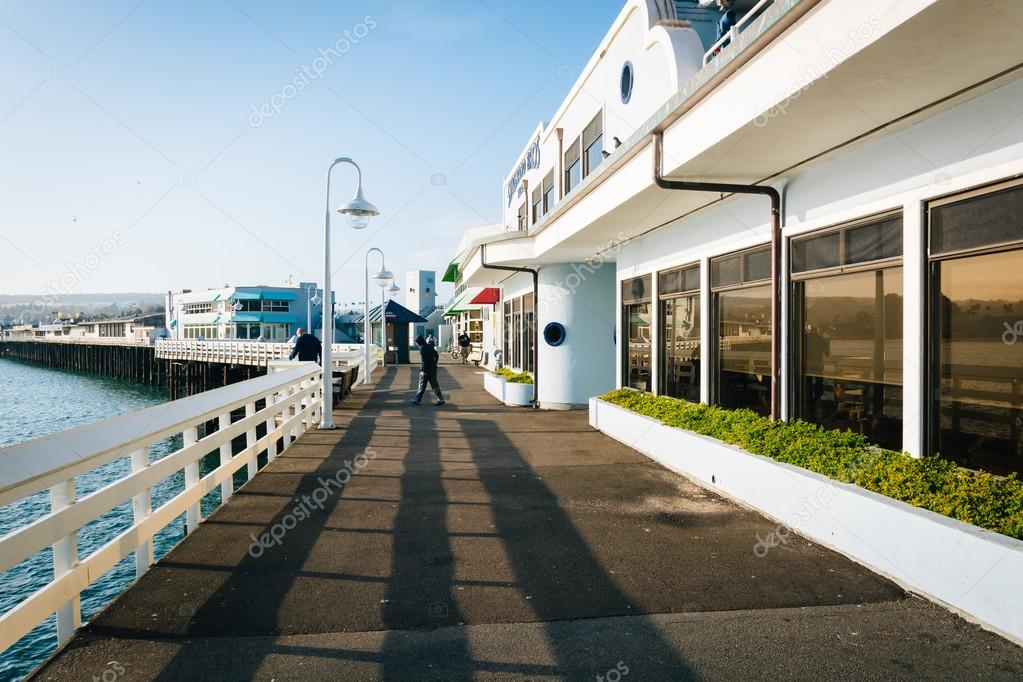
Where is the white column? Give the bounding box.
[700,256,711,405]
[903,200,926,457]
[131,447,154,577]
[50,480,81,643]
[184,426,200,533]
[780,234,791,421]
[650,270,660,395]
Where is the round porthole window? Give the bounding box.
[620,61,634,104]
[543,322,566,347]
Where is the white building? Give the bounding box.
[166,283,323,342]
[445,0,1023,478]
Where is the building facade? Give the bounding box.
[446,0,1023,476]
[166,283,323,342]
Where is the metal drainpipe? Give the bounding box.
[481,242,540,409]
[652,131,782,421]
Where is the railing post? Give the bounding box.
[131,447,154,577]
[50,480,81,644]
[219,412,233,501]
[266,391,278,463]
[184,426,200,533]
[283,386,294,449]
[245,402,258,479]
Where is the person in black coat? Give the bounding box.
[289,328,322,362]
[411,334,445,405]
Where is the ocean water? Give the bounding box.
[0,358,225,681]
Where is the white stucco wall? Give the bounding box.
[536,263,616,408]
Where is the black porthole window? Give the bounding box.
[620,61,634,104]
[543,322,566,347]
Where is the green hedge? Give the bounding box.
[601,389,1023,540]
[493,367,533,384]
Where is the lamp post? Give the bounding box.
[320,158,380,430]
[364,248,393,383]
[306,284,322,334]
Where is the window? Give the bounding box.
[791,214,904,450]
[659,264,700,401]
[712,246,771,415]
[262,299,289,312]
[542,170,555,215]
[622,275,652,390]
[583,112,603,177]
[564,137,581,195]
[523,292,535,374]
[183,324,219,339]
[517,202,527,231]
[511,296,522,369]
[928,180,1023,476]
[183,302,212,314]
[620,61,634,104]
[531,186,542,224]
[235,299,261,312]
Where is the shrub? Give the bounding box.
[601,389,1023,540]
[493,367,533,384]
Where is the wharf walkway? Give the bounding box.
[33,359,1023,680]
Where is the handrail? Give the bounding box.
[0,336,155,346]
[0,363,322,652]
[153,339,374,368]
[703,0,775,65]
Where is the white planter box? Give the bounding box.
[484,373,534,406]
[589,397,1023,645]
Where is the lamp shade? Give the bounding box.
[372,269,394,288]
[338,187,379,230]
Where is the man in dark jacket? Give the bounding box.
[411,334,445,405]
[289,328,322,362]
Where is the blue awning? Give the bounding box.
[229,292,261,301]
[260,290,297,301]
[230,313,300,324]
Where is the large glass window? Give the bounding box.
[792,214,904,450]
[622,276,652,391]
[531,187,542,225]
[660,265,700,401]
[523,292,535,374]
[564,137,581,195]
[583,112,603,177]
[542,170,555,215]
[712,247,772,415]
[929,181,1023,476]
[517,203,527,231]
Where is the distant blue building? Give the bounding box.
[166,282,325,342]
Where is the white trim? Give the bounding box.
[902,199,926,457]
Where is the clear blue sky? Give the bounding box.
[0,0,623,305]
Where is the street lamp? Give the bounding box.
[306,283,321,333]
[365,247,393,382]
[321,158,380,430]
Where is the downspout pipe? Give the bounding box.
[481,242,540,409]
[652,131,782,421]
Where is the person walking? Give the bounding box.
[457,331,471,364]
[289,327,322,362]
[411,334,445,405]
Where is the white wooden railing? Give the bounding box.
[1,335,155,346]
[154,339,378,367]
[703,0,775,65]
[0,363,324,653]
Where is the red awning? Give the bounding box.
[469,287,500,305]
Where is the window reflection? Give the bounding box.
[932,249,1023,475]
[795,268,903,450]
[622,276,652,391]
[716,286,772,415]
[661,295,700,400]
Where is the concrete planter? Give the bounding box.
[589,397,1023,645]
[484,372,534,406]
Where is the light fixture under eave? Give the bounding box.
[337,186,380,230]
[372,269,394,288]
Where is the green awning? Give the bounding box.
[443,289,475,316]
[229,291,261,300]
[231,312,261,322]
[442,257,460,283]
